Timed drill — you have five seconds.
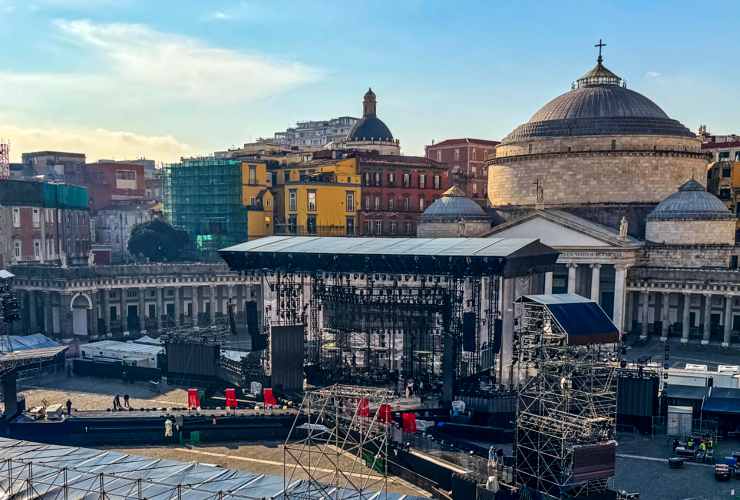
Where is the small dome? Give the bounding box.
[421,186,488,221]
[348,117,394,142]
[647,179,733,221]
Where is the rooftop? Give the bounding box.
[647,179,734,221]
[427,138,500,148]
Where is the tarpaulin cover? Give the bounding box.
[703,388,740,415]
[517,294,619,344]
[2,334,58,353]
[358,398,370,417]
[0,438,421,499]
[379,404,393,423]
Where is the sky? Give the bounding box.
[0,0,739,163]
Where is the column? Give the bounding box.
[640,290,650,339]
[102,289,110,336]
[544,272,553,295]
[660,292,670,341]
[590,264,601,302]
[43,292,53,335]
[121,287,127,335]
[157,287,164,330]
[567,263,577,294]
[28,291,38,333]
[681,292,691,343]
[702,293,712,345]
[192,286,200,326]
[138,287,146,333]
[209,285,216,325]
[723,296,733,348]
[499,277,516,387]
[613,265,627,333]
[174,287,182,326]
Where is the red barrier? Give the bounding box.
[378,403,392,423]
[225,388,237,409]
[187,388,200,409]
[263,388,277,407]
[358,398,370,417]
[402,412,417,433]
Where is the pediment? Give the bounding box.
[487,215,618,248]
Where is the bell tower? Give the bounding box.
[363,88,377,117]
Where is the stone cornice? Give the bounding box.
[488,149,711,166]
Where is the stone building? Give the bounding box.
[336,89,401,155]
[273,116,359,150]
[417,186,492,237]
[9,263,260,339]
[425,138,499,204]
[481,48,740,348]
[93,203,153,263]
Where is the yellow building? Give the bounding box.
[241,161,274,239]
[707,160,740,233]
[273,157,361,236]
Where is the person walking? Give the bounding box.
[66,399,72,416]
[113,394,121,411]
[123,394,130,409]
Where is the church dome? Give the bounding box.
[421,186,488,221]
[502,60,693,143]
[647,179,733,221]
[347,88,394,142]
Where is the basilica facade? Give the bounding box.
[436,51,740,348]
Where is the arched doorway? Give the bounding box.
[70,293,92,336]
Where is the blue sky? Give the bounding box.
[0,0,738,162]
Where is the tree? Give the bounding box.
[128,218,191,262]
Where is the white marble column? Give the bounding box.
[590,264,601,302]
[702,293,712,345]
[567,264,577,294]
[544,272,553,295]
[640,290,650,339]
[723,295,733,348]
[138,287,146,334]
[660,292,670,341]
[681,292,691,343]
[613,265,627,333]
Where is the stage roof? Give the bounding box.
[702,387,740,415]
[517,294,620,343]
[0,438,421,500]
[220,236,559,277]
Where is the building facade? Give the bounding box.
[699,126,740,162]
[21,151,86,181]
[425,138,499,204]
[93,204,153,263]
[273,117,360,149]
[358,153,448,236]
[0,180,91,267]
[9,263,260,338]
[84,161,146,212]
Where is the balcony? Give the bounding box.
[274,224,356,237]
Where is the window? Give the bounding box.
[374,196,381,210]
[472,183,478,194]
[722,166,732,178]
[419,197,425,211]
[403,196,410,211]
[33,239,41,259]
[307,214,317,234]
[388,197,395,210]
[288,214,297,233]
[363,172,370,186]
[403,173,410,187]
[454,149,460,160]
[719,151,730,160]
[364,221,372,235]
[471,166,477,177]
[405,221,412,234]
[375,220,382,234]
[390,222,397,234]
[346,191,355,212]
[388,172,395,185]
[13,240,21,259]
[284,171,290,183]
[434,175,440,189]
[12,208,20,228]
[437,151,442,162]
[364,195,370,210]
[148,304,156,319]
[610,139,617,151]
[419,174,426,189]
[374,172,381,186]
[248,165,257,185]
[288,189,297,212]
[472,148,477,160]
[346,216,355,236]
[735,151,740,161]
[719,187,731,200]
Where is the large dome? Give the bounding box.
[502,61,693,143]
[647,179,733,221]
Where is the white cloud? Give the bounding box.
[204,10,232,21]
[645,71,662,78]
[0,124,195,163]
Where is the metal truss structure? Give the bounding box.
[514,300,618,499]
[283,384,395,499]
[264,270,500,400]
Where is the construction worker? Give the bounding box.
[687,437,693,449]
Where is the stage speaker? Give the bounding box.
[246,301,258,337]
[462,312,476,352]
[492,318,502,353]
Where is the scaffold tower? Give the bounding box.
[513,295,618,499]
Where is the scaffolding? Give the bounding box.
[514,297,618,499]
[0,142,8,179]
[283,384,394,499]
[163,157,247,258]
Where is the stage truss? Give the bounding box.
[514,300,618,499]
[264,271,501,399]
[283,384,395,499]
